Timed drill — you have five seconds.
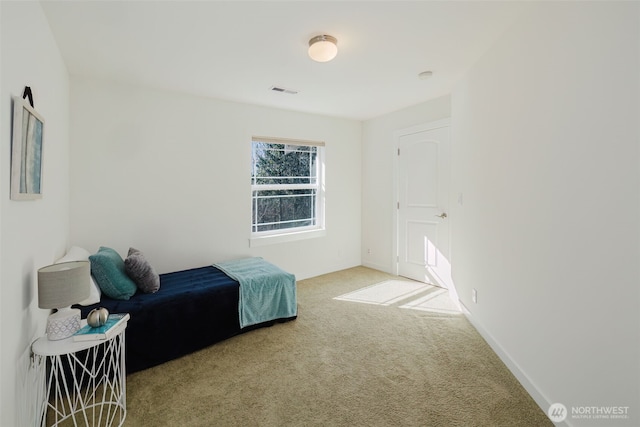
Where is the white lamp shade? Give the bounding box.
[308,35,338,62]
[38,261,90,309]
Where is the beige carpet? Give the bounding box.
[125,267,552,426]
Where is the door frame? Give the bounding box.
[392,118,451,277]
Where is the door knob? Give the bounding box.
[435,212,447,219]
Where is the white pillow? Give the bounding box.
[56,246,102,305]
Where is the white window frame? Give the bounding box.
[250,136,325,247]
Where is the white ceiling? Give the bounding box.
[41,1,535,121]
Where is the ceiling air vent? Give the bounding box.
[270,86,299,95]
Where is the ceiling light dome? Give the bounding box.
[308,35,338,63]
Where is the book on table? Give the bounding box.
[73,313,130,342]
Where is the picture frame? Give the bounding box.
[11,95,44,200]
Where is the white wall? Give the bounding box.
[450,2,639,425]
[361,96,451,272]
[70,77,362,280]
[0,2,70,425]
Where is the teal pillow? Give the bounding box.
[89,247,137,300]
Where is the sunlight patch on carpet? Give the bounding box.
[334,280,432,306]
[400,288,461,315]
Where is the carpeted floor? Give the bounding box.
[125,266,552,426]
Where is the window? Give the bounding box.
[251,137,324,239]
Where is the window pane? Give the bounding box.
[252,143,317,185]
[252,189,316,232]
[251,139,322,236]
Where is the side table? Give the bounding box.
[31,320,128,427]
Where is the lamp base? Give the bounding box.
[46,307,81,340]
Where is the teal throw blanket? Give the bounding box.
[213,257,297,328]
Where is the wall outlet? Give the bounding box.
[367,248,371,254]
[472,288,478,304]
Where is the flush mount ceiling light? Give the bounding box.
[308,35,338,63]
[418,70,433,80]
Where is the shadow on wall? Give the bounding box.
[17,345,44,426]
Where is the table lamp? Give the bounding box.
[38,261,90,340]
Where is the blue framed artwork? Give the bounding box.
[11,95,44,200]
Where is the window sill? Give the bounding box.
[249,228,326,247]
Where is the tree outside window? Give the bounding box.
[251,139,324,235]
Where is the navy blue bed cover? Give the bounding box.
[78,265,295,373]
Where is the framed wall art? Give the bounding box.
[11,95,44,200]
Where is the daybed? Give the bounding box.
[74,251,297,374]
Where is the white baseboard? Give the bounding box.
[361,260,392,274]
[460,302,573,427]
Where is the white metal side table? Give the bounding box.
[31,320,127,427]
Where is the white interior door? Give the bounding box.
[397,122,451,287]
